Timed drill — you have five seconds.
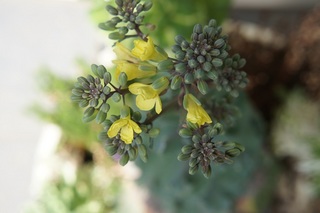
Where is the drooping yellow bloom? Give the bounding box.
[113,60,156,81]
[113,42,138,63]
[107,116,142,144]
[128,77,169,114]
[184,94,212,126]
[131,37,167,61]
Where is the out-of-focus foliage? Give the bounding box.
[272,90,320,196]
[25,164,121,213]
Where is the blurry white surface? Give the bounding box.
[0,0,104,212]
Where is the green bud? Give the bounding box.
[110,17,122,24]
[127,22,136,30]
[120,106,130,118]
[203,62,212,72]
[192,135,201,143]
[197,80,208,95]
[174,63,187,73]
[118,26,129,35]
[79,99,89,108]
[84,107,95,117]
[234,143,245,152]
[179,128,193,138]
[100,103,110,113]
[109,115,118,122]
[89,99,98,107]
[238,58,246,68]
[138,63,156,72]
[71,88,83,96]
[152,77,169,90]
[98,21,116,31]
[193,24,202,34]
[170,75,182,90]
[177,153,190,161]
[210,49,220,57]
[225,148,241,157]
[98,131,108,141]
[140,153,148,163]
[212,58,223,67]
[82,112,96,123]
[213,123,223,134]
[214,38,225,49]
[143,1,153,11]
[108,32,125,40]
[157,59,173,72]
[91,64,99,76]
[175,35,185,45]
[181,145,193,154]
[103,86,111,95]
[138,144,147,157]
[115,0,123,7]
[132,111,142,122]
[189,164,199,175]
[119,153,129,166]
[112,93,121,102]
[87,74,95,83]
[97,65,106,79]
[220,50,228,59]
[184,73,194,84]
[118,72,127,86]
[209,19,217,27]
[189,157,198,167]
[148,128,160,138]
[222,141,236,149]
[105,145,118,156]
[106,5,118,15]
[225,58,233,67]
[197,55,205,63]
[186,121,198,130]
[96,110,107,124]
[155,46,168,58]
[207,71,217,80]
[195,69,205,79]
[203,165,212,179]
[128,148,138,161]
[175,51,186,60]
[191,150,200,158]
[188,59,198,69]
[103,72,111,84]
[135,136,142,144]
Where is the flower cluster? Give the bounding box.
[71,0,248,177]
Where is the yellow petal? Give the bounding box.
[155,96,162,114]
[120,124,134,144]
[114,42,138,63]
[129,83,146,95]
[128,120,142,134]
[136,95,156,111]
[107,118,127,138]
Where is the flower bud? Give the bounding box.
[189,164,199,175]
[170,75,182,90]
[96,110,107,124]
[177,153,190,161]
[179,128,193,138]
[103,72,111,85]
[112,93,121,102]
[105,145,118,156]
[212,58,223,67]
[138,144,147,157]
[193,24,202,34]
[79,99,89,108]
[108,32,125,40]
[197,80,208,95]
[106,5,118,15]
[103,86,111,95]
[120,106,130,118]
[175,35,185,45]
[98,21,116,31]
[181,145,193,154]
[225,148,241,157]
[118,72,128,86]
[214,38,225,49]
[148,128,160,138]
[184,73,194,84]
[119,153,129,166]
[157,59,173,72]
[143,1,153,11]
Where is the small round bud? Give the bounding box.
[112,93,121,102]
[118,72,128,86]
[106,5,118,15]
[96,110,107,124]
[197,80,208,95]
[179,128,193,138]
[211,58,223,68]
[170,75,182,90]
[119,153,129,166]
[149,128,160,138]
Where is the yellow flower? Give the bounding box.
[107,116,142,144]
[131,37,167,61]
[113,60,156,81]
[184,94,212,126]
[128,77,169,114]
[113,42,138,63]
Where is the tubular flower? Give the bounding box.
[113,60,156,80]
[184,94,212,126]
[131,37,167,61]
[113,42,138,63]
[129,77,169,114]
[107,116,142,144]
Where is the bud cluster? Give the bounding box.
[170,19,248,97]
[178,123,245,178]
[99,0,153,40]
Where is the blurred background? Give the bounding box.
[1,0,320,212]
